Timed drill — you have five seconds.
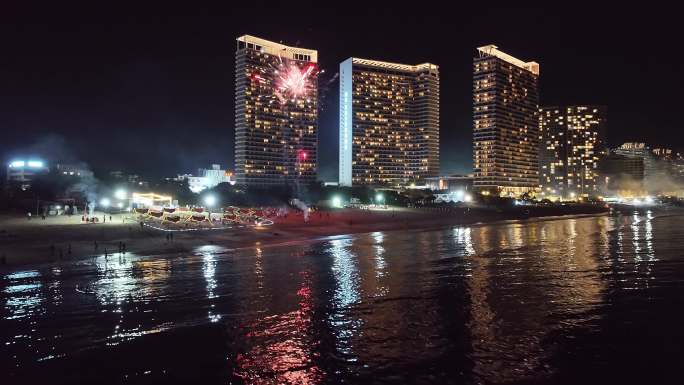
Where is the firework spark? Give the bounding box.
[275,62,316,103]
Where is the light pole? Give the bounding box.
[204,194,217,222]
[100,197,110,222]
[375,192,384,207]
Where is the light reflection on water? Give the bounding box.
[2,211,684,384]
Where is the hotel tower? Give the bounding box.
[339,58,439,186]
[473,45,539,196]
[539,105,607,198]
[235,35,318,186]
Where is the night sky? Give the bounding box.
[2,3,682,181]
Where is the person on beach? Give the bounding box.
[170,232,173,241]
[50,244,55,257]
[94,240,98,250]
[59,248,63,260]
[68,244,71,255]
[27,212,31,220]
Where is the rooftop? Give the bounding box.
[237,35,318,62]
[477,45,539,75]
[350,58,438,73]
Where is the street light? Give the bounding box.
[114,189,126,200]
[100,197,111,207]
[332,196,342,208]
[375,193,384,206]
[204,194,217,223]
[204,194,217,207]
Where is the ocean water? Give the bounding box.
[2,211,684,384]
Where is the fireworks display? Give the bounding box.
[249,53,320,105]
[275,61,317,103]
[275,62,316,103]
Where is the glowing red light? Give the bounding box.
[296,150,308,162]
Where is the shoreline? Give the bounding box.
[0,206,610,268]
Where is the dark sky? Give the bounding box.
[1,3,682,181]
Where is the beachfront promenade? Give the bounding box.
[0,204,608,266]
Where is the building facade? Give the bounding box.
[235,35,318,186]
[339,58,439,186]
[473,45,540,196]
[599,153,645,193]
[55,163,94,179]
[189,164,235,193]
[424,174,474,193]
[6,160,49,189]
[539,106,607,198]
[614,143,660,179]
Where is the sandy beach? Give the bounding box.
[0,205,608,267]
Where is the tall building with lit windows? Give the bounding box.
[235,35,318,186]
[473,45,540,196]
[539,106,607,198]
[339,58,439,186]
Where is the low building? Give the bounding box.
[186,164,235,193]
[55,163,94,179]
[6,160,49,189]
[424,175,474,193]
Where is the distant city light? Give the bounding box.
[9,160,25,168]
[375,193,384,203]
[464,193,473,203]
[114,189,127,200]
[117,202,124,209]
[27,161,44,168]
[332,196,342,208]
[100,198,111,207]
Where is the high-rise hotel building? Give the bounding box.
[339,58,439,186]
[539,106,607,198]
[473,45,540,196]
[235,35,318,186]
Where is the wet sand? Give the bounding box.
[0,205,608,267]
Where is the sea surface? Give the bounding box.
[2,211,684,384]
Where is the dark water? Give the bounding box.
[2,211,684,384]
